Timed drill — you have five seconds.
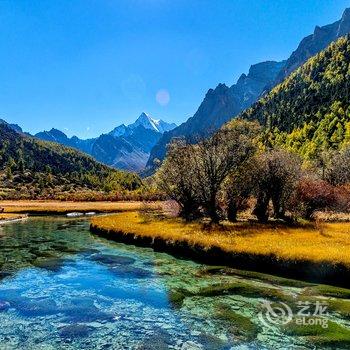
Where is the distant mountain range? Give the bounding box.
[3,8,350,176]
[146,8,350,171]
[0,121,141,199]
[34,113,176,172]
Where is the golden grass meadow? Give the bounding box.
[91,211,350,266]
[0,213,27,222]
[0,200,162,214]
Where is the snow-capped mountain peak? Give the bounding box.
[130,112,162,132]
[110,112,176,137]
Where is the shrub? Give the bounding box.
[293,179,336,219]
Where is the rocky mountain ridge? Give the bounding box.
[146,8,350,171]
[34,113,176,172]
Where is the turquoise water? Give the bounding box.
[0,217,349,349]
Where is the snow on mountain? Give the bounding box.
[35,112,176,172]
[110,112,176,137]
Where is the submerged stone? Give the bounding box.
[15,298,58,317]
[137,339,170,350]
[137,328,172,349]
[58,247,81,254]
[195,333,226,350]
[33,258,66,272]
[327,298,350,319]
[90,253,135,266]
[0,300,10,311]
[30,249,58,258]
[109,265,152,279]
[197,266,313,288]
[303,285,350,299]
[196,281,292,303]
[59,324,94,339]
[80,248,100,256]
[64,305,114,323]
[284,319,350,347]
[0,271,12,280]
[167,288,193,308]
[61,297,115,322]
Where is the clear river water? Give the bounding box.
[0,217,349,349]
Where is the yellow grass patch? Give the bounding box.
[0,200,162,214]
[91,212,350,266]
[0,213,27,221]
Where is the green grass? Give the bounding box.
[327,299,350,319]
[167,288,193,308]
[303,285,350,299]
[197,266,314,288]
[196,281,293,303]
[284,319,350,347]
[215,303,259,340]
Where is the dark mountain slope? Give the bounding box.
[147,8,350,171]
[273,8,350,86]
[90,127,162,171]
[0,118,23,133]
[147,61,285,168]
[35,128,95,154]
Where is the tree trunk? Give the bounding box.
[206,194,220,223]
[253,192,269,223]
[227,199,238,222]
[271,195,285,219]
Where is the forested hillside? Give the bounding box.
[241,35,350,160]
[0,124,142,199]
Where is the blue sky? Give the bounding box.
[0,0,349,138]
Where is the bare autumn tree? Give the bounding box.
[156,139,201,220]
[221,120,262,222]
[192,120,260,223]
[253,149,301,222]
[157,119,260,223]
[223,158,257,222]
[325,147,350,185]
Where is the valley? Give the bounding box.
[1,3,350,349]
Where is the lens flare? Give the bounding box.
[156,89,170,106]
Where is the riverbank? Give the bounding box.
[90,212,350,288]
[0,213,28,224]
[0,200,162,215]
